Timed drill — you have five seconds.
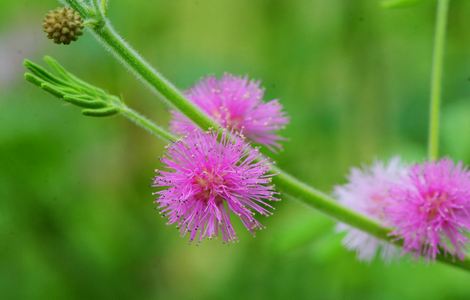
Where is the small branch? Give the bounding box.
[119,105,177,143]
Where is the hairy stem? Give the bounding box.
[428,0,450,160]
[93,22,220,131]
[272,167,391,240]
[119,104,177,143]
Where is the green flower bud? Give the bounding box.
[43,7,84,45]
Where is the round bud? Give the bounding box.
[43,7,84,45]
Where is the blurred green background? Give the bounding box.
[1,0,470,299]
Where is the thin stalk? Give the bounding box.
[272,167,391,240]
[428,0,450,160]
[119,104,177,143]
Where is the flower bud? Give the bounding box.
[43,7,84,45]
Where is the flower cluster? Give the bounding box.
[154,72,470,264]
[335,158,470,262]
[153,130,278,242]
[170,74,289,150]
[154,74,288,242]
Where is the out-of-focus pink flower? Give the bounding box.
[388,159,470,260]
[334,158,406,262]
[153,130,278,242]
[170,74,289,150]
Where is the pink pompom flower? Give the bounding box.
[388,159,470,260]
[153,130,278,242]
[170,74,289,150]
[334,158,406,262]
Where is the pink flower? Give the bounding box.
[170,74,289,150]
[388,159,470,260]
[334,158,406,262]
[153,130,278,242]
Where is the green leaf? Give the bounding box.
[24,56,123,118]
[82,107,120,117]
[43,56,72,82]
[24,73,45,88]
[40,83,66,98]
[63,95,109,108]
[23,60,69,87]
[42,56,103,96]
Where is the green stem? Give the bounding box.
[64,0,470,272]
[428,0,450,161]
[272,167,391,241]
[92,22,220,131]
[119,104,177,143]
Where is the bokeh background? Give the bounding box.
[1,0,470,299]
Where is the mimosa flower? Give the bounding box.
[153,130,278,242]
[170,74,289,150]
[388,159,470,260]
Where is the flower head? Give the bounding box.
[334,158,406,262]
[388,159,470,260]
[43,7,84,45]
[153,130,278,242]
[170,74,289,150]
